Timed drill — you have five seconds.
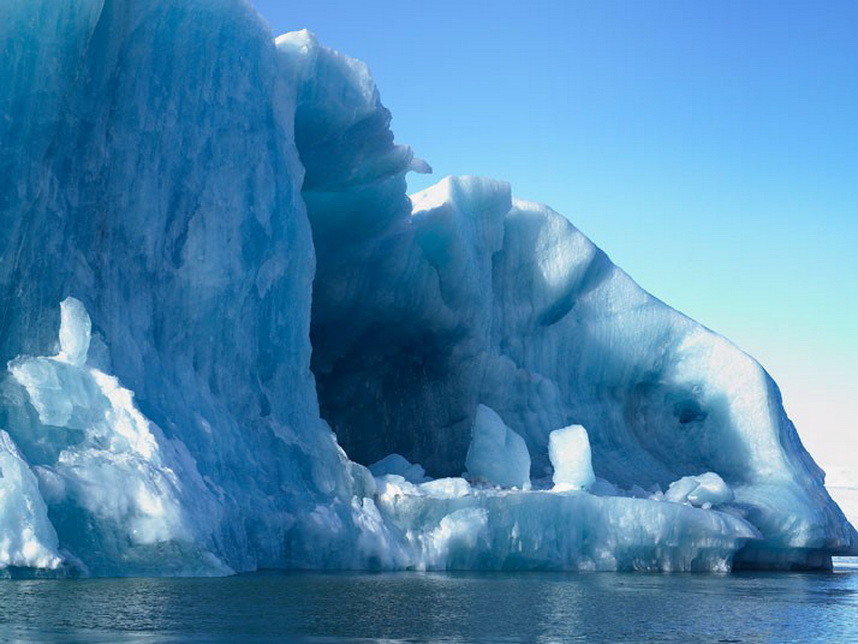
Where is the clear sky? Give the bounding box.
[250,1,857,470]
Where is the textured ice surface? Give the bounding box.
[7,298,228,575]
[549,425,596,492]
[660,472,735,509]
[57,298,91,367]
[310,169,857,569]
[0,0,854,575]
[0,430,62,571]
[369,454,428,484]
[466,405,531,490]
[369,476,759,572]
[828,472,858,571]
[0,0,355,575]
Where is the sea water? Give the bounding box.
[0,567,856,643]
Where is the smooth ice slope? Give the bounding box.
[0,0,854,575]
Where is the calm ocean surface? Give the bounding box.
[1,565,856,643]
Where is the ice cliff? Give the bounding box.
[0,0,854,576]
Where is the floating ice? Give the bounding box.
[371,483,760,572]
[549,426,596,492]
[0,0,854,576]
[465,405,531,490]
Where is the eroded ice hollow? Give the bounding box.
[0,0,854,576]
[289,29,857,571]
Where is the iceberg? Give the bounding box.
[0,0,854,576]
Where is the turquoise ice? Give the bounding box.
[0,0,854,576]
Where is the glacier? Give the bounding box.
[0,0,854,577]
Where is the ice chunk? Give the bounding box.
[10,351,187,546]
[0,431,63,570]
[369,454,427,483]
[417,508,489,570]
[419,477,472,499]
[590,478,620,497]
[7,300,229,575]
[375,474,421,503]
[57,297,91,366]
[662,472,735,509]
[549,425,596,492]
[465,405,531,490]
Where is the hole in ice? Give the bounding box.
[673,399,707,424]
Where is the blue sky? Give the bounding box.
[251,1,857,469]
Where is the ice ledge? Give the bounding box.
[362,474,762,572]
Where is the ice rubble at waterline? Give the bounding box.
[0,0,854,576]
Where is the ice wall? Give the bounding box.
[0,0,361,575]
[0,0,854,575]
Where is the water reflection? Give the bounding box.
[0,571,855,642]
